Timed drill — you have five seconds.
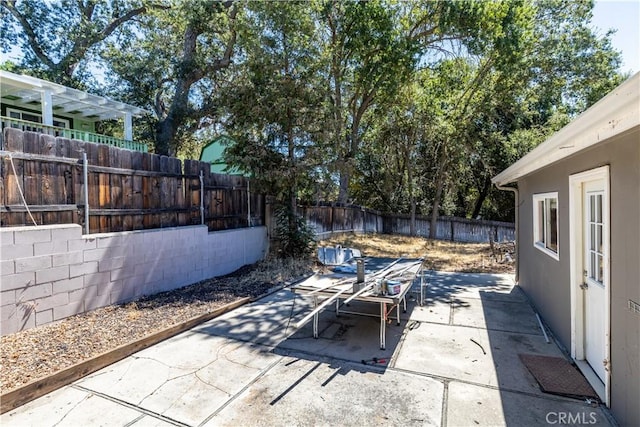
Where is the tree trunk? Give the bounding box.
[153,24,198,156]
[429,146,448,239]
[155,116,177,156]
[287,105,297,231]
[407,144,416,236]
[337,169,350,204]
[151,4,236,156]
[470,176,491,219]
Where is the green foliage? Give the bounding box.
[273,204,317,259]
[216,0,326,217]
[101,0,238,156]
[0,0,161,89]
[3,0,625,224]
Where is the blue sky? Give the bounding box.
[592,0,640,74]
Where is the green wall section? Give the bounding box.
[199,135,246,176]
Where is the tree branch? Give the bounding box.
[1,0,55,69]
[202,3,238,76]
[68,2,171,76]
[98,4,170,44]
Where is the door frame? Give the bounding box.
[568,165,610,406]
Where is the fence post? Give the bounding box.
[363,207,366,234]
[330,205,334,233]
[450,220,454,242]
[83,152,89,234]
[247,179,251,227]
[199,170,204,225]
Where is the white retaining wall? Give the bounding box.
[0,224,268,335]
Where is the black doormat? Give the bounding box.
[519,354,599,400]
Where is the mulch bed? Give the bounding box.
[0,258,314,394]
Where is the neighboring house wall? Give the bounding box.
[200,140,228,174]
[199,136,245,175]
[517,129,640,426]
[0,224,269,336]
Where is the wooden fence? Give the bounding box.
[0,128,264,233]
[299,205,515,243]
[1,128,512,242]
[299,205,384,236]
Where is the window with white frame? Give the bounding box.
[533,192,559,259]
[6,108,70,129]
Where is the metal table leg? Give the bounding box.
[420,267,426,306]
[380,302,386,350]
[313,295,319,339]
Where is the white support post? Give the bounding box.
[124,112,133,141]
[41,89,53,126]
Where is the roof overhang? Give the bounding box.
[492,72,640,186]
[0,70,151,121]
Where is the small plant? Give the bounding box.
[273,204,317,258]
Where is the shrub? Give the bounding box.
[273,204,316,258]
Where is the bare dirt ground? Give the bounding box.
[320,233,515,274]
[1,234,513,393]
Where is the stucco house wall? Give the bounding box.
[493,73,639,426]
[516,129,639,426]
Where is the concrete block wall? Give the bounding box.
[0,224,268,335]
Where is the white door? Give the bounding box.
[582,180,607,382]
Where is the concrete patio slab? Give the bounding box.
[392,320,564,395]
[75,333,281,426]
[446,381,611,426]
[452,297,542,335]
[408,299,451,324]
[129,415,177,426]
[426,272,522,303]
[1,271,615,427]
[189,290,315,348]
[275,299,409,364]
[0,386,143,426]
[207,354,444,427]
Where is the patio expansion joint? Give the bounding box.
[415,318,543,337]
[70,384,189,427]
[440,379,450,427]
[452,323,543,336]
[389,366,595,406]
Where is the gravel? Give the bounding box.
[0,257,314,393]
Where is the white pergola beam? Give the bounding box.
[57,102,89,114]
[14,91,41,103]
[1,70,151,140]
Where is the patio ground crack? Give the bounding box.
[52,391,91,426]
